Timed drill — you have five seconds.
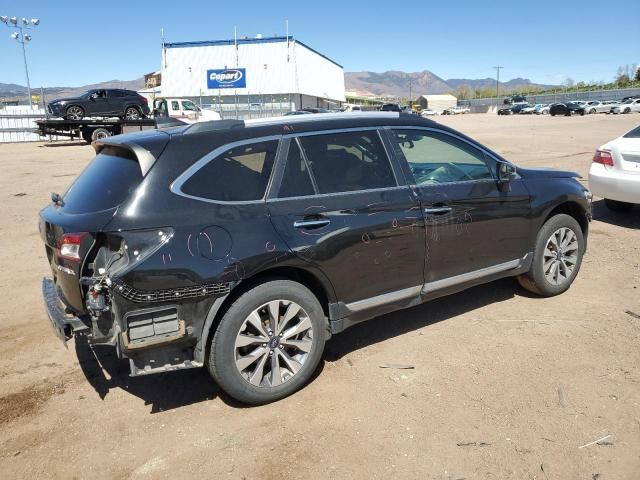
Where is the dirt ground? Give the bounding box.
[0,114,639,480]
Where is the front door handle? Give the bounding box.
[424,207,452,215]
[293,219,330,229]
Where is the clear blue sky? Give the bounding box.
[1,0,638,87]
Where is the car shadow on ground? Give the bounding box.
[74,278,526,411]
[40,141,88,148]
[591,199,639,229]
[325,278,524,361]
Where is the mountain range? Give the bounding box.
[344,71,557,97]
[0,78,145,101]
[1,71,555,101]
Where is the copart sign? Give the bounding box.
[207,68,246,89]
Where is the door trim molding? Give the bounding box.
[343,254,531,313]
[345,285,422,313]
[422,254,531,294]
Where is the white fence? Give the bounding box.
[0,106,49,143]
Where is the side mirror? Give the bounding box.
[497,163,516,192]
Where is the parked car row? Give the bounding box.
[498,97,640,116]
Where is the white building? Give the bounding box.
[417,94,457,113]
[160,36,345,113]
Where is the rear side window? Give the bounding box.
[62,146,142,214]
[181,140,278,201]
[623,126,640,138]
[278,140,315,198]
[299,130,395,194]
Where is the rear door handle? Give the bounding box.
[293,219,330,229]
[424,207,452,215]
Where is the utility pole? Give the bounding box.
[408,78,412,108]
[493,66,503,104]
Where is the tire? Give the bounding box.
[517,214,585,297]
[589,109,596,114]
[90,128,111,142]
[624,108,631,114]
[65,105,84,120]
[209,280,327,405]
[551,113,555,116]
[124,106,141,120]
[604,199,634,213]
[81,129,92,143]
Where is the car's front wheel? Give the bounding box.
[209,280,327,404]
[604,199,634,213]
[65,105,84,120]
[518,214,585,296]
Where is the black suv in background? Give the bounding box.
[47,89,150,120]
[549,102,586,116]
[40,113,591,404]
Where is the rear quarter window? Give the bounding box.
[180,140,278,202]
[62,146,143,214]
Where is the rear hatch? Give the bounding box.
[40,131,170,312]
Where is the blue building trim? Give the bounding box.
[164,36,343,69]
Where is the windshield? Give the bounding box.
[77,90,93,99]
[62,147,143,214]
[622,100,633,104]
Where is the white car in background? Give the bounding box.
[611,98,640,114]
[589,125,640,212]
[534,104,550,115]
[584,101,614,114]
[420,108,438,117]
[444,106,470,115]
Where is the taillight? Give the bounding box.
[59,232,88,261]
[593,150,614,167]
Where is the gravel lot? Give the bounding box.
[0,114,639,480]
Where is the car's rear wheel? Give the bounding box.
[589,108,596,114]
[517,214,584,297]
[124,106,141,120]
[624,108,631,114]
[604,199,634,213]
[65,105,84,120]
[209,280,327,404]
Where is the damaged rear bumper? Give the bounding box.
[42,277,89,347]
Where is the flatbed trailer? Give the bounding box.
[35,118,157,143]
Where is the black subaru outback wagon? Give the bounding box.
[40,113,591,404]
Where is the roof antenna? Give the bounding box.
[161,27,167,68]
[286,19,290,62]
[234,26,239,67]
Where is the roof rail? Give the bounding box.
[244,111,401,127]
[183,119,245,135]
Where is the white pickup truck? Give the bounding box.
[152,98,222,123]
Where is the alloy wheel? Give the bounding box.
[125,107,140,120]
[234,300,313,387]
[66,106,83,120]
[543,227,579,286]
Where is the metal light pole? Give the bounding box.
[493,66,503,106]
[1,16,40,108]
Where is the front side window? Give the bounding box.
[171,101,179,110]
[298,130,395,194]
[392,129,495,185]
[181,140,278,202]
[182,100,198,111]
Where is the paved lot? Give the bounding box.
[0,114,639,479]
